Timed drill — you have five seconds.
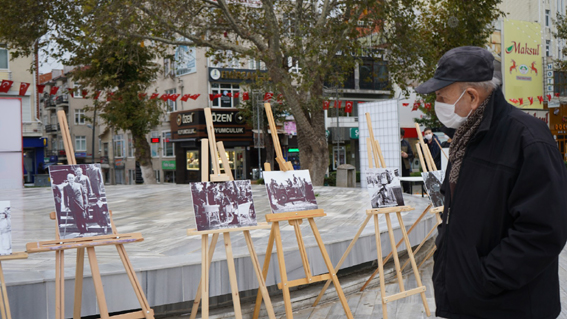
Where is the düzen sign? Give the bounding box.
[170,108,252,141]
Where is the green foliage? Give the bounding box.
[554,13,567,70]
[381,0,504,127]
[324,171,337,187]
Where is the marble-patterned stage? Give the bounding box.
[2,184,436,318]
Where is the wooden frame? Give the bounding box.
[251,103,353,319]
[0,252,28,319]
[313,113,431,319]
[25,109,153,319]
[188,108,276,319]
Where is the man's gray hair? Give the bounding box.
[461,77,501,92]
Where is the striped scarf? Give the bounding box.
[449,93,492,187]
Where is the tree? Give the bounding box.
[554,13,567,71]
[71,38,162,184]
[380,0,503,129]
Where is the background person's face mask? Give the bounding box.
[435,90,470,129]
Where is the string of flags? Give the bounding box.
[403,94,559,111]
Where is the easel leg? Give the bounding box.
[0,262,9,319]
[313,214,372,307]
[116,244,153,318]
[73,247,85,319]
[396,212,431,317]
[252,224,275,319]
[273,222,293,319]
[385,214,405,291]
[307,218,353,319]
[55,250,65,319]
[223,233,243,319]
[86,247,110,319]
[290,220,312,279]
[373,215,388,319]
[201,235,209,319]
[243,231,276,319]
[401,221,437,272]
[190,233,219,319]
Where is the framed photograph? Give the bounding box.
[263,170,318,214]
[191,180,257,231]
[422,170,445,208]
[0,201,11,255]
[366,168,405,209]
[49,164,112,239]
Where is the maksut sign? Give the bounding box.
[505,41,541,56]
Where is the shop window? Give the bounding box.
[186,150,199,170]
[75,136,87,151]
[162,131,174,157]
[150,131,159,157]
[211,83,240,108]
[164,171,176,183]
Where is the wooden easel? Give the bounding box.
[313,113,431,319]
[251,103,353,319]
[26,110,153,319]
[0,252,28,319]
[187,108,276,319]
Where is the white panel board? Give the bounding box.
[0,98,23,189]
[359,100,401,188]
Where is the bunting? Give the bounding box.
[19,82,30,96]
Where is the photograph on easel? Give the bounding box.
[366,168,404,208]
[264,170,318,214]
[0,201,11,255]
[191,180,257,231]
[49,164,112,239]
[421,170,445,208]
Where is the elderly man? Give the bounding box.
[415,46,567,319]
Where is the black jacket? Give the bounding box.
[434,88,567,319]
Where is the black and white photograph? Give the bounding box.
[49,164,112,239]
[366,168,405,208]
[264,170,318,214]
[0,201,11,255]
[422,170,445,208]
[190,180,257,231]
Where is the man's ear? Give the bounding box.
[468,88,482,110]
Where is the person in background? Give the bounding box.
[400,128,414,193]
[423,127,442,170]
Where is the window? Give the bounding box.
[113,134,125,158]
[0,44,8,69]
[359,58,389,91]
[165,88,177,112]
[75,136,87,151]
[211,83,240,108]
[546,10,550,27]
[187,150,199,170]
[547,40,551,57]
[154,170,161,183]
[164,58,171,76]
[75,109,86,125]
[162,131,174,157]
[248,58,266,70]
[128,133,134,157]
[150,131,159,157]
[98,138,102,153]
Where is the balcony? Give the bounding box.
[23,122,43,137]
[55,94,69,105]
[44,97,56,110]
[45,124,60,133]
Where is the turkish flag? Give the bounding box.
[547,94,552,101]
[227,93,232,98]
[181,94,190,102]
[94,91,101,100]
[150,93,159,100]
[50,86,59,95]
[170,93,181,101]
[242,92,249,101]
[528,97,534,105]
[209,93,215,101]
[518,98,523,105]
[160,94,170,101]
[509,98,519,104]
[345,101,353,113]
[19,82,30,96]
[67,88,75,98]
[264,92,274,101]
[36,84,46,94]
[555,92,560,98]
[0,80,13,93]
[538,96,544,104]
[81,90,88,98]
[411,102,420,111]
[402,103,409,107]
[138,93,147,100]
[234,92,240,98]
[334,100,342,108]
[190,94,200,100]
[323,100,330,110]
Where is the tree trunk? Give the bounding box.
[264,129,275,170]
[133,134,157,184]
[296,112,329,186]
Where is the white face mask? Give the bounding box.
[424,133,433,140]
[435,90,471,129]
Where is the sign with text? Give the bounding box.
[503,19,543,109]
[169,108,252,142]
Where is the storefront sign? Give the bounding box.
[75,152,86,158]
[350,127,359,139]
[162,160,176,170]
[170,108,252,141]
[208,67,266,83]
[115,158,125,168]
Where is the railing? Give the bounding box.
[55,94,69,105]
[45,124,60,133]
[100,156,109,164]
